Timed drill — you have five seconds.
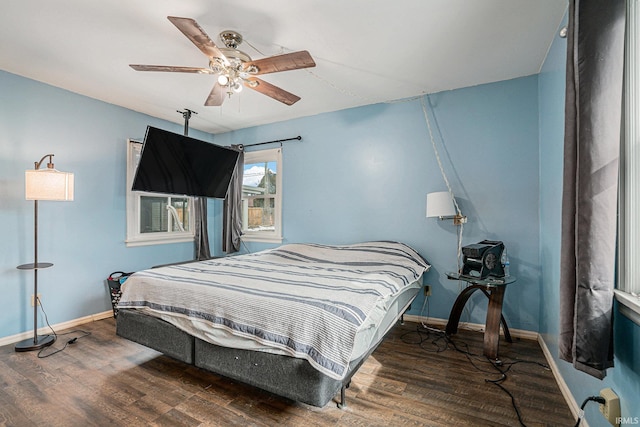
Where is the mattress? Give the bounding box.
[118,241,430,380]
[135,277,421,361]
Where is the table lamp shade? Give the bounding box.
[25,169,74,201]
[426,191,455,218]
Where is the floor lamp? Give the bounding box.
[15,154,74,352]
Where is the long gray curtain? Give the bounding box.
[559,0,625,379]
[223,146,244,253]
[194,197,211,260]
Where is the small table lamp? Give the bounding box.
[15,154,74,352]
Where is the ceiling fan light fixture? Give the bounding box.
[131,17,316,107]
[220,48,252,63]
[209,58,226,73]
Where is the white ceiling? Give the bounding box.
[0,0,567,134]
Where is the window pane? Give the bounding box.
[245,197,275,231]
[243,161,277,196]
[239,148,281,241]
[140,196,168,233]
[170,198,190,232]
[243,160,277,232]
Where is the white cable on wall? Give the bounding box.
[420,96,461,215]
[420,95,465,272]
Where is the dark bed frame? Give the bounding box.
[116,290,417,408]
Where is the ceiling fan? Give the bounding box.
[130,16,316,106]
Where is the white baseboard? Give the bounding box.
[402,314,539,340]
[0,310,114,348]
[537,335,585,426]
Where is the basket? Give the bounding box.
[106,271,134,318]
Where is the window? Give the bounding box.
[617,0,640,324]
[125,140,195,246]
[241,148,282,243]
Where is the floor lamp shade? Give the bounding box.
[25,169,74,201]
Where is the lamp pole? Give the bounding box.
[32,198,38,344]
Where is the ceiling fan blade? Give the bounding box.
[244,51,316,75]
[205,82,226,106]
[130,64,213,73]
[245,77,301,106]
[167,16,229,65]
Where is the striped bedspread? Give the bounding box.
[118,241,430,379]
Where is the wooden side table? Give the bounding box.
[445,272,516,360]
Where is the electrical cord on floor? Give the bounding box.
[574,396,606,427]
[401,319,555,426]
[400,325,528,427]
[485,358,527,427]
[447,337,551,427]
[438,338,527,427]
[496,359,550,375]
[400,323,450,353]
[35,296,92,358]
[446,336,503,376]
[37,330,92,358]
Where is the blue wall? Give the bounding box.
[214,76,541,330]
[538,15,640,424]
[1,68,541,336]
[0,70,213,338]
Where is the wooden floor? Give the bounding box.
[0,318,574,427]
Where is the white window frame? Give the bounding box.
[125,139,195,247]
[241,147,283,243]
[616,0,640,325]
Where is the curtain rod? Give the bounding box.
[238,136,301,149]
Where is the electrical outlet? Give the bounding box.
[423,285,432,296]
[599,388,621,426]
[31,294,41,307]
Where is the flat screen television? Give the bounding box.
[132,126,240,199]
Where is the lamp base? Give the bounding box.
[14,335,55,352]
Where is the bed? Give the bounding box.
[115,241,430,407]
